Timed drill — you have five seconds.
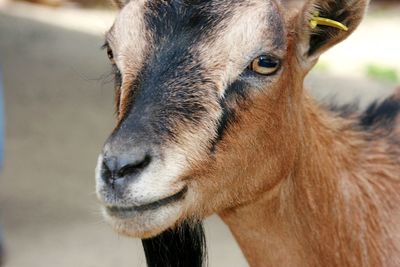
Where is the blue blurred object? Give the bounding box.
[0,223,3,266]
[0,67,3,169]
[0,67,4,266]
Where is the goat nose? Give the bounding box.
[101,153,152,188]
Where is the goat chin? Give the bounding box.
[101,202,187,239]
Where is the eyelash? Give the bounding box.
[102,42,122,88]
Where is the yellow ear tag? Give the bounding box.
[309,13,349,31]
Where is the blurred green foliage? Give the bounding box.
[314,61,330,73]
[366,64,399,83]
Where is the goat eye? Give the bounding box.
[248,55,280,76]
[107,47,115,64]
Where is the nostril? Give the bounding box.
[101,160,120,188]
[100,153,152,187]
[101,161,112,181]
[117,155,151,178]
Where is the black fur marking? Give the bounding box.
[113,34,214,143]
[109,71,143,141]
[269,10,285,49]
[327,101,360,118]
[127,52,213,139]
[144,0,235,48]
[110,1,232,142]
[208,98,234,154]
[211,80,249,152]
[360,97,400,130]
[142,221,207,267]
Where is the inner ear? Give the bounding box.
[301,0,369,58]
[308,2,351,56]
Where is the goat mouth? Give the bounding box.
[106,186,188,218]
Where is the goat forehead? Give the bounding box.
[111,0,285,83]
[109,0,149,75]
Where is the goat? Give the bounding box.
[95,0,400,266]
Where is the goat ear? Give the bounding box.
[298,0,369,61]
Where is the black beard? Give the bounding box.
[142,220,207,267]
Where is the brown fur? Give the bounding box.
[185,5,400,266]
[218,100,400,266]
[198,50,400,266]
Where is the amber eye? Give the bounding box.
[248,55,281,76]
[106,47,116,64]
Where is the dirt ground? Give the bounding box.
[0,3,398,267]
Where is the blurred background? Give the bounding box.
[0,0,399,266]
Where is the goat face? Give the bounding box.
[95,0,351,238]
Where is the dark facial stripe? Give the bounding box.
[111,0,236,142]
[211,80,249,152]
[111,70,143,137]
[132,52,212,135]
[268,5,285,49]
[143,0,259,52]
